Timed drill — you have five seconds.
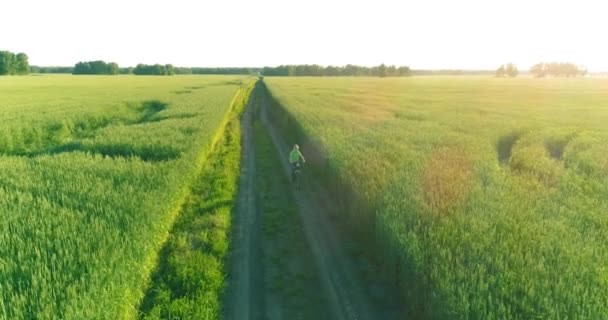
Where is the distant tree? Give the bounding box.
[411,69,495,76]
[165,64,175,75]
[0,51,29,75]
[107,62,119,75]
[496,64,506,77]
[398,66,411,76]
[378,63,387,77]
[133,64,146,75]
[530,62,586,78]
[15,53,29,75]
[173,67,192,74]
[530,63,546,78]
[89,60,108,74]
[562,63,581,77]
[295,65,323,76]
[578,66,588,77]
[293,65,304,76]
[133,64,149,75]
[73,61,93,74]
[189,67,253,75]
[133,64,174,76]
[0,51,16,75]
[343,64,356,76]
[73,60,119,75]
[154,64,167,75]
[262,65,289,76]
[505,63,518,77]
[31,66,73,74]
[545,62,558,76]
[326,65,339,76]
[260,64,411,77]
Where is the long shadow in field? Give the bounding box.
[0,100,177,159]
[130,113,199,125]
[0,100,191,161]
[171,90,192,95]
[134,100,169,124]
[258,83,403,319]
[21,142,180,162]
[497,132,521,164]
[545,135,574,160]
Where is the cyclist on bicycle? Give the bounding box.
[289,144,306,182]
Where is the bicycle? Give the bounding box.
[292,162,303,190]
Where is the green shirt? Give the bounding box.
[289,149,304,164]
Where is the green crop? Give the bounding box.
[139,80,254,320]
[265,76,608,319]
[0,75,252,319]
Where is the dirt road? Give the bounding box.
[259,89,401,320]
[224,90,260,320]
[225,85,401,320]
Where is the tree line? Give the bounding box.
[30,66,73,74]
[122,65,258,75]
[0,51,30,75]
[190,67,256,75]
[495,63,519,77]
[36,65,412,76]
[72,63,257,76]
[73,61,119,75]
[132,64,176,75]
[493,62,587,78]
[16,54,594,79]
[261,64,411,77]
[412,69,495,76]
[530,62,587,78]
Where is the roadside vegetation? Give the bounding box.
[139,82,254,319]
[264,76,608,319]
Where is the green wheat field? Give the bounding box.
[0,75,251,319]
[265,76,608,319]
[1,74,607,319]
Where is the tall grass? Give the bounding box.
[0,75,253,319]
[264,76,608,318]
[139,81,253,320]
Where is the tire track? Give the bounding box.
[227,85,401,320]
[259,89,382,320]
[225,90,259,320]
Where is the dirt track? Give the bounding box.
[225,85,401,320]
[224,90,260,320]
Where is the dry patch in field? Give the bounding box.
[422,147,473,215]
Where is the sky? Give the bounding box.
[2,0,607,71]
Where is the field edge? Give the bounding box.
[127,79,256,319]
